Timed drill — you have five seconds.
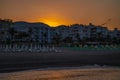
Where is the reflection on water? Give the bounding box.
[0,68,120,80]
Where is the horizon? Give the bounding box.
[0,0,120,30]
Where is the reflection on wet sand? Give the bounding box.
[0,67,120,80]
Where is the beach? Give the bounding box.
[0,48,120,72]
[0,48,120,80]
[0,67,120,80]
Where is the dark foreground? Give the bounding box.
[0,48,120,72]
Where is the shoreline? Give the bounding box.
[0,65,120,73]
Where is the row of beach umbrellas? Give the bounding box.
[0,44,61,52]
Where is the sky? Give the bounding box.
[0,0,120,30]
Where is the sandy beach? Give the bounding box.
[0,67,120,80]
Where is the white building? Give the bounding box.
[70,24,91,41]
[12,22,52,43]
[0,19,12,41]
[29,22,52,43]
[54,25,70,40]
[112,28,120,39]
[54,23,111,43]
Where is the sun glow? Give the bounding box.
[44,20,60,27]
[38,17,62,27]
[37,15,71,27]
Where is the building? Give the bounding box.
[12,22,52,43]
[0,19,13,42]
[112,28,120,39]
[54,25,70,40]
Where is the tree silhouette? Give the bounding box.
[63,37,73,43]
[52,33,61,45]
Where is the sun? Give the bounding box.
[44,20,59,27]
[38,18,61,27]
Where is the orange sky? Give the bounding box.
[0,0,120,30]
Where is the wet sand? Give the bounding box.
[0,48,120,72]
[0,67,120,80]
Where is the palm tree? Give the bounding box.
[43,32,48,44]
[76,33,81,43]
[28,27,32,42]
[52,33,61,45]
[8,27,15,42]
[63,37,73,43]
